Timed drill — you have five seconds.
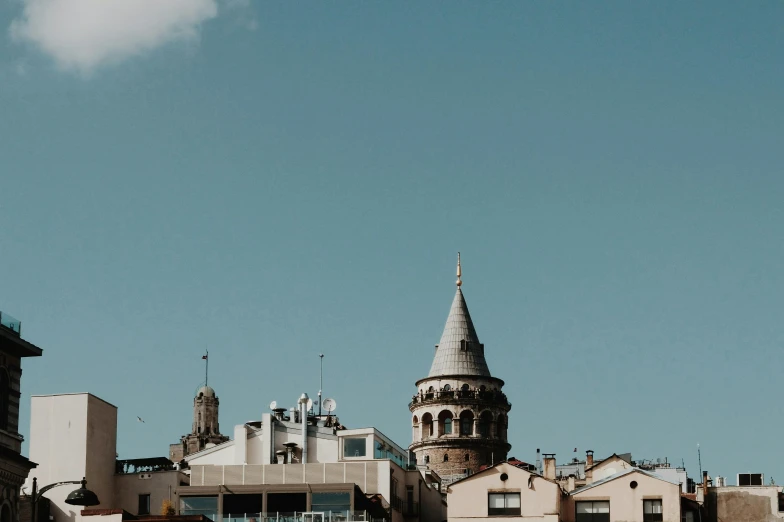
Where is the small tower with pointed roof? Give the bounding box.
[409,254,511,483]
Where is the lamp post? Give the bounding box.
[30,477,100,522]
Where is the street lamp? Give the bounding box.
[30,477,100,522]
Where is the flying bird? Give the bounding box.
[137,416,145,423]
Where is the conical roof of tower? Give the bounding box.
[428,287,491,377]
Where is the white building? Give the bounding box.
[23,391,445,522]
[179,394,446,522]
[24,393,188,522]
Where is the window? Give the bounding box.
[311,492,351,517]
[738,473,763,486]
[0,369,9,430]
[444,454,448,462]
[443,384,451,391]
[465,454,470,462]
[343,437,366,457]
[576,501,610,522]
[644,499,663,522]
[779,492,784,512]
[488,493,520,516]
[181,496,218,518]
[444,417,452,434]
[459,411,474,436]
[138,494,151,516]
[223,494,263,518]
[424,455,429,464]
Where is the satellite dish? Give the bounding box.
[269,401,277,410]
[322,398,337,413]
[306,398,314,412]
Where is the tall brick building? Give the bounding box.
[0,312,42,522]
[409,255,511,484]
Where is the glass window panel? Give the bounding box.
[488,494,505,508]
[180,496,218,518]
[643,499,662,515]
[312,492,351,513]
[594,501,610,513]
[505,494,521,508]
[575,502,593,514]
[343,437,366,457]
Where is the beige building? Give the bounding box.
[24,393,188,522]
[446,461,563,522]
[704,482,784,521]
[564,468,681,522]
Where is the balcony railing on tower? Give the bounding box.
[409,389,509,408]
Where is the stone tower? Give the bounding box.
[169,386,229,462]
[409,255,511,484]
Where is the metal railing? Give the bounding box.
[409,389,509,408]
[185,512,376,522]
[0,311,21,335]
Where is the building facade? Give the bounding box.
[447,462,563,522]
[0,312,42,522]
[25,393,188,522]
[409,256,511,484]
[170,386,229,463]
[178,395,446,522]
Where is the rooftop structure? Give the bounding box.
[178,393,445,522]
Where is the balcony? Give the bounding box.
[0,311,21,335]
[409,389,510,409]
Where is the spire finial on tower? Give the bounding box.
[456,252,462,287]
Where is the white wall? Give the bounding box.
[187,442,235,466]
[26,394,118,522]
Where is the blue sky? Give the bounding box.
[1,1,783,484]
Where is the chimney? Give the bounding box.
[702,471,709,498]
[543,454,556,481]
[567,474,576,492]
[536,448,542,474]
[586,450,594,483]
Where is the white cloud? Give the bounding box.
[10,0,220,73]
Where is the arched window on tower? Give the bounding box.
[424,455,430,464]
[444,454,449,462]
[478,411,493,437]
[421,413,434,439]
[438,410,453,436]
[465,453,470,462]
[459,411,474,436]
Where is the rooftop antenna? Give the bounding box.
[319,354,324,416]
[697,443,702,482]
[203,349,209,388]
[456,252,462,287]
